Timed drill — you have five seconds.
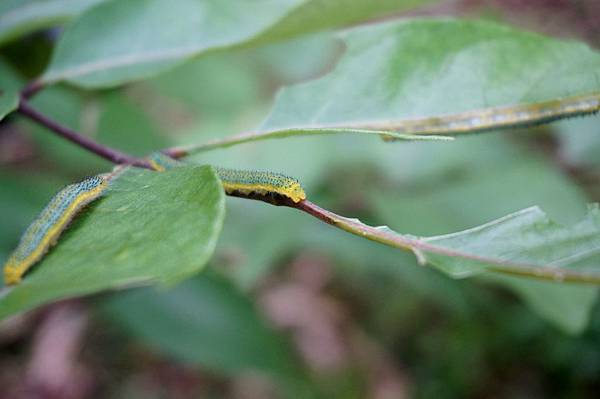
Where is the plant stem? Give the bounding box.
[18,99,151,169]
[15,86,599,285]
[21,80,45,99]
[299,200,600,284]
[227,191,600,285]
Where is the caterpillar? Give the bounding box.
[3,175,108,285]
[379,92,600,140]
[148,153,306,203]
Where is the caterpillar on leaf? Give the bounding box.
[3,175,108,285]
[148,153,306,203]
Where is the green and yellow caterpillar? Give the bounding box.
[3,175,108,285]
[148,153,306,203]
[3,154,306,285]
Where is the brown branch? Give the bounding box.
[18,99,152,169]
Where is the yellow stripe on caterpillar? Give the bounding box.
[3,175,108,285]
[216,167,306,203]
[147,153,306,203]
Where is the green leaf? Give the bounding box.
[145,53,262,118]
[176,127,451,155]
[179,18,600,153]
[313,202,600,286]
[0,61,21,120]
[248,0,436,45]
[420,205,600,333]
[261,19,600,137]
[0,58,23,90]
[298,196,599,332]
[0,0,106,46]
[102,272,306,385]
[0,165,225,319]
[0,88,18,121]
[41,0,435,87]
[482,273,598,334]
[421,205,600,282]
[555,114,600,167]
[255,32,340,84]
[367,136,598,332]
[367,135,600,334]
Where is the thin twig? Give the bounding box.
[226,192,600,285]
[299,200,600,284]
[21,80,45,100]
[18,99,151,169]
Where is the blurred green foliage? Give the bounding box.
[1,1,600,398]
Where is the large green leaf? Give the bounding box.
[144,52,262,119]
[0,0,106,46]
[421,206,600,334]
[0,165,225,319]
[0,58,22,90]
[555,114,600,167]
[324,202,600,333]
[368,135,599,333]
[177,18,600,154]
[261,19,600,137]
[0,59,20,121]
[41,0,435,87]
[102,272,308,390]
[0,88,18,121]
[421,205,600,281]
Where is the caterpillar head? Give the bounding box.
[287,181,307,203]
